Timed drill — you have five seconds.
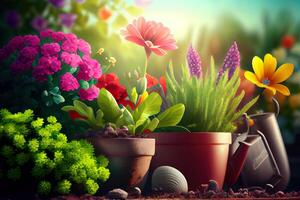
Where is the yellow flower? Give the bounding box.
[244,54,294,96]
[96,48,104,55]
[108,57,116,66]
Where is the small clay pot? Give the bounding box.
[88,137,155,191]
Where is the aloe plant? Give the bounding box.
[166,57,259,132]
[62,88,185,135]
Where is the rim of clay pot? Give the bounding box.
[90,137,155,156]
[249,112,276,120]
[148,132,231,145]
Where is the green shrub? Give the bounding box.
[0,109,110,196]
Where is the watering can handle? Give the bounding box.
[272,97,280,117]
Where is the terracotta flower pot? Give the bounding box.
[89,137,155,191]
[148,132,231,190]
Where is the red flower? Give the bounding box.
[96,73,129,105]
[146,73,167,94]
[68,110,87,120]
[281,35,296,49]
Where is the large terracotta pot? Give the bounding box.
[148,132,231,190]
[89,137,155,191]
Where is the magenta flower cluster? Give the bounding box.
[0,29,101,101]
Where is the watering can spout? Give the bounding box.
[225,136,259,186]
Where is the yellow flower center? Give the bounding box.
[262,79,270,85]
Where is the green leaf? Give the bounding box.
[79,80,89,90]
[61,106,75,112]
[130,88,138,104]
[95,109,104,128]
[116,107,134,127]
[97,88,122,122]
[127,125,135,135]
[157,104,185,128]
[96,109,104,122]
[133,92,162,123]
[42,90,49,97]
[49,87,60,96]
[146,118,159,131]
[53,95,65,104]
[73,100,93,118]
[69,67,78,74]
[136,77,147,95]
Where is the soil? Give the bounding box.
[50,188,300,200]
[75,124,148,140]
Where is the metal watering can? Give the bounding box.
[227,98,290,191]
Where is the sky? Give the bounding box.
[128,0,300,39]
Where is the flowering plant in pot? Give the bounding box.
[62,87,184,190]
[149,42,260,190]
[60,16,182,192]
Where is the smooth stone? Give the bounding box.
[127,187,141,197]
[106,188,128,200]
[151,166,188,194]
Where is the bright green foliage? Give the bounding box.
[57,180,71,194]
[0,109,110,196]
[38,181,51,196]
[85,179,99,195]
[62,88,185,135]
[166,58,259,132]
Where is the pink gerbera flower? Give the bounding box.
[121,17,177,58]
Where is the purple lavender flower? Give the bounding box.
[48,0,65,8]
[59,13,77,29]
[187,45,202,78]
[31,16,48,31]
[217,41,240,81]
[4,10,21,29]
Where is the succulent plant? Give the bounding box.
[62,88,185,135]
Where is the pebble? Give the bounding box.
[265,183,274,194]
[275,191,285,197]
[207,180,218,191]
[228,188,235,195]
[106,188,128,200]
[127,187,141,197]
[253,189,263,197]
[206,190,216,197]
[199,184,208,193]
